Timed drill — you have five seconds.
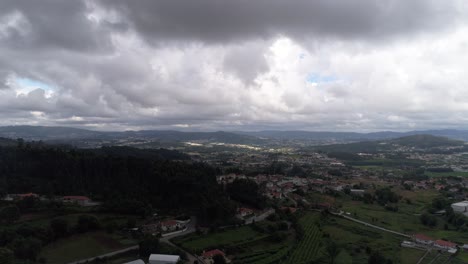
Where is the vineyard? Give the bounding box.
[285,213,322,264]
[235,245,292,264]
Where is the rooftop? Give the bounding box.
[452,201,468,206]
[149,254,180,262]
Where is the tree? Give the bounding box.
[50,218,69,238]
[226,179,266,209]
[139,236,160,258]
[11,237,42,261]
[76,215,100,233]
[324,241,341,264]
[126,217,137,229]
[212,254,227,264]
[420,213,437,227]
[0,206,20,224]
[368,251,386,264]
[0,247,13,264]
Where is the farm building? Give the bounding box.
[451,201,468,215]
[62,196,91,206]
[149,254,180,264]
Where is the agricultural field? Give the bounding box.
[39,231,136,264]
[285,213,322,263]
[173,223,296,264]
[336,188,440,234]
[173,226,268,254]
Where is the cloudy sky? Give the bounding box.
[1,0,468,131]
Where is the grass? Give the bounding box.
[322,214,404,264]
[337,188,440,234]
[173,224,297,264]
[285,213,322,264]
[173,226,267,254]
[39,231,135,264]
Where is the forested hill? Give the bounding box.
[0,144,234,224]
[314,134,466,154]
[0,137,16,147]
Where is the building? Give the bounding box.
[237,207,254,217]
[451,201,468,214]
[413,234,434,245]
[149,254,180,264]
[202,249,230,264]
[434,240,457,251]
[3,193,39,201]
[350,189,365,197]
[62,196,91,206]
[160,220,183,232]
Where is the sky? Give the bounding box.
[1,0,468,132]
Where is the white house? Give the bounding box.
[149,254,180,264]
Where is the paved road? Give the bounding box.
[416,249,431,264]
[330,211,411,238]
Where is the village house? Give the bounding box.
[266,191,282,199]
[62,196,91,206]
[237,207,254,218]
[280,207,297,214]
[202,249,230,264]
[3,193,39,201]
[434,240,457,252]
[413,234,434,245]
[160,220,184,232]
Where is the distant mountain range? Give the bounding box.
[0,126,262,145]
[238,129,468,142]
[315,134,466,154]
[0,125,467,146]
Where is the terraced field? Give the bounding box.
[285,213,322,264]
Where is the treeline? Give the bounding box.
[0,144,235,225]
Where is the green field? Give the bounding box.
[173,224,295,264]
[173,226,268,254]
[39,231,136,264]
[285,213,322,264]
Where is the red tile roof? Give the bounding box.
[161,220,178,227]
[238,208,253,214]
[413,234,434,242]
[435,240,457,248]
[18,193,38,197]
[203,249,225,258]
[280,207,297,213]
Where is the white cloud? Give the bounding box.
[0,1,468,131]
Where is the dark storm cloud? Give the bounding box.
[0,0,113,52]
[98,0,459,44]
[0,0,467,131]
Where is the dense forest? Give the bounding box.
[0,141,235,225]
